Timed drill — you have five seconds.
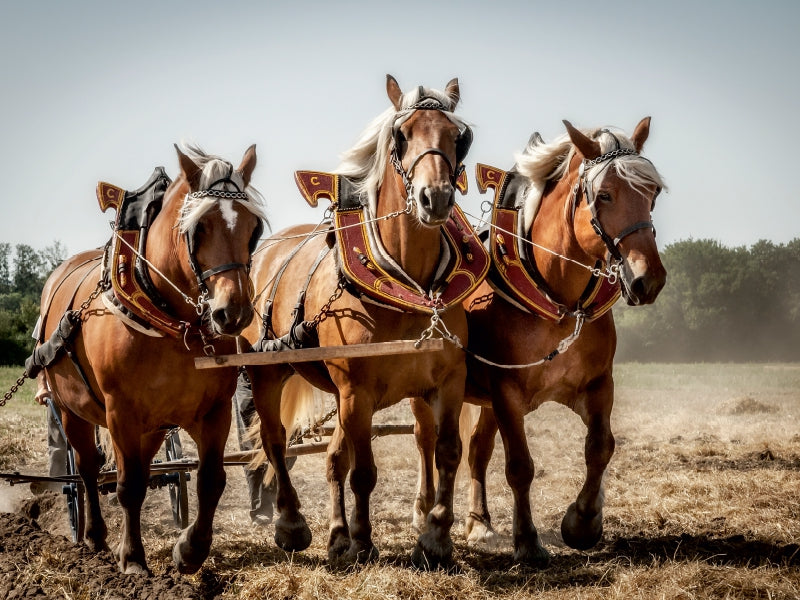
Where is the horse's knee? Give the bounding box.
[350,464,377,497]
[505,454,534,490]
[586,424,615,468]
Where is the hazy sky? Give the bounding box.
[1,0,797,256]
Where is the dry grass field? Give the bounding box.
[0,363,798,599]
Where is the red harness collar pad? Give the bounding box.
[476,163,620,322]
[97,170,188,337]
[295,171,490,313]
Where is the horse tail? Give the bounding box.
[96,427,116,471]
[245,375,330,473]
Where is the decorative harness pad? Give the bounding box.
[97,168,188,337]
[476,163,620,322]
[295,170,490,313]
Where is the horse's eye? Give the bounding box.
[395,130,408,156]
[194,223,206,235]
[596,191,612,203]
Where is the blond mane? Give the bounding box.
[177,144,268,235]
[334,85,469,213]
[513,127,667,233]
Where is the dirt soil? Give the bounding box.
[0,502,200,599]
[1,363,799,599]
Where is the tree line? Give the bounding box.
[0,242,67,365]
[0,238,797,366]
[614,238,800,362]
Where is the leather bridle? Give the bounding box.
[184,169,264,295]
[573,145,661,264]
[389,94,473,197]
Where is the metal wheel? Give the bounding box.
[48,398,85,543]
[164,430,189,529]
[64,445,85,543]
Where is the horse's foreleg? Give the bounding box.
[250,365,312,553]
[464,406,500,547]
[62,412,107,552]
[325,421,352,561]
[173,402,229,574]
[411,376,463,570]
[495,399,550,567]
[409,396,435,533]
[561,381,615,550]
[110,433,151,575]
[336,394,378,565]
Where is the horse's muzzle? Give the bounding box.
[416,184,455,227]
[620,261,667,306]
[210,303,255,336]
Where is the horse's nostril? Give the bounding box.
[211,305,252,335]
[419,187,432,210]
[212,307,229,327]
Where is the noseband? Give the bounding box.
[184,170,262,294]
[390,94,473,199]
[573,146,661,263]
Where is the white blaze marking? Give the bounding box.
[220,199,238,231]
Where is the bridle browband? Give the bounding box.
[183,167,263,293]
[389,93,473,199]
[573,142,661,263]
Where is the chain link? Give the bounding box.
[582,148,638,168]
[1,374,27,407]
[2,278,110,408]
[309,281,345,329]
[288,406,338,447]
[187,189,249,200]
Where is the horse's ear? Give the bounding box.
[237,144,257,186]
[563,120,601,160]
[630,116,651,153]
[386,74,403,111]
[175,144,202,190]
[444,78,460,107]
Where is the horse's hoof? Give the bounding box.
[172,527,211,575]
[327,540,378,567]
[345,541,379,564]
[85,537,109,553]
[465,517,499,548]
[561,502,603,550]
[327,528,351,560]
[84,531,109,553]
[274,515,312,552]
[411,532,454,570]
[513,537,551,568]
[122,562,149,576]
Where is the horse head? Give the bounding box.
[385,75,472,227]
[564,118,667,306]
[170,145,266,336]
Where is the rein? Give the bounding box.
[105,171,260,346]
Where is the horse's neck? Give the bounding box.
[530,173,595,305]
[373,167,442,289]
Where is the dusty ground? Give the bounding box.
[0,363,799,599]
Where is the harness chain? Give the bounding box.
[2,278,109,407]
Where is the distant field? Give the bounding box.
[0,363,798,599]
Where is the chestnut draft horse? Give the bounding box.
[242,75,476,568]
[411,118,667,565]
[29,146,266,574]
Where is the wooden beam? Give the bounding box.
[194,338,445,369]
